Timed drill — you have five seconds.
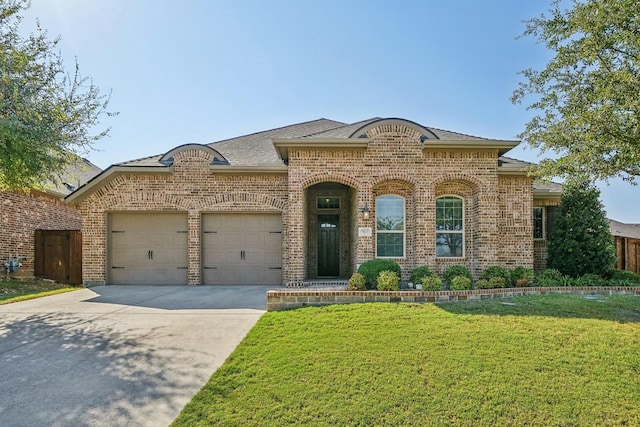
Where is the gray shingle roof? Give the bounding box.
[117,118,518,168]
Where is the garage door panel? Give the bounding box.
[202,213,282,285]
[109,213,188,285]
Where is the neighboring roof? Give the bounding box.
[609,219,640,239]
[43,157,101,197]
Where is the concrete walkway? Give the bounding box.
[0,285,269,427]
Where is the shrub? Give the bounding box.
[606,269,640,284]
[547,179,616,277]
[348,273,366,291]
[533,269,563,287]
[510,267,535,287]
[443,265,472,288]
[409,266,436,285]
[575,273,606,287]
[480,266,510,283]
[377,270,400,291]
[358,259,401,290]
[489,276,507,289]
[559,275,577,287]
[474,279,491,289]
[450,276,471,290]
[421,275,442,291]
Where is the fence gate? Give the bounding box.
[34,230,82,285]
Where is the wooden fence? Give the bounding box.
[34,230,82,285]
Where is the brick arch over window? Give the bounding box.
[371,174,417,190]
[432,173,482,194]
[301,173,361,191]
[349,118,439,141]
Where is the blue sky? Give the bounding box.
[23,0,639,222]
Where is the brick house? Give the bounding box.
[65,118,561,286]
[1,158,101,278]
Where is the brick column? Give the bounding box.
[187,210,201,285]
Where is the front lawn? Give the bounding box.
[173,295,640,426]
[0,278,78,304]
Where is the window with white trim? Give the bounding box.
[376,195,405,258]
[436,196,464,257]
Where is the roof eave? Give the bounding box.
[272,138,370,161]
[423,140,520,156]
[533,189,563,198]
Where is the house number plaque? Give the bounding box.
[358,227,373,237]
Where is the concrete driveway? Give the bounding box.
[0,285,269,427]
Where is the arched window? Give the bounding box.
[436,196,464,257]
[376,195,405,258]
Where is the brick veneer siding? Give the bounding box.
[1,190,81,277]
[286,124,533,282]
[79,149,288,285]
[78,123,537,285]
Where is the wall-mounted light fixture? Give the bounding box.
[362,204,370,221]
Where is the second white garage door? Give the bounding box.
[202,213,282,285]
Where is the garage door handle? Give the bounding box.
[269,267,282,270]
[148,250,153,260]
[204,266,217,270]
[111,266,125,269]
[240,250,245,260]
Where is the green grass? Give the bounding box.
[173,295,640,426]
[0,279,79,304]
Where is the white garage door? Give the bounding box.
[109,213,188,285]
[202,213,282,285]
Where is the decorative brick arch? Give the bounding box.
[301,173,361,191]
[196,192,286,211]
[96,191,186,210]
[432,173,483,192]
[371,174,417,190]
[160,144,228,165]
[349,118,439,141]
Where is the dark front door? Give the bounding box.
[318,215,340,277]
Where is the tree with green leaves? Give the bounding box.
[0,0,113,190]
[512,0,640,183]
[547,179,616,277]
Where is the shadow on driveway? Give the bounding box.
[0,285,269,426]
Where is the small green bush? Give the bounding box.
[358,259,401,290]
[474,279,491,289]
[575,273,605,287]
[421,275,442,291]
[489,276,507,289]
[510,267,535,287]
[409,266,436,285]
[449,275,471,290]
[377,270,400,291]
[480,266,510,283]
[443,265,472,288]
[348,273,366,291]
[533,269,563,287]
[607,269,640,284]
[559,275,576,287]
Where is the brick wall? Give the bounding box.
[286,124,534,281]
[79,148,288,285]
[79,123,538,285]
[532,198,562,271]
[1,190,81,277]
